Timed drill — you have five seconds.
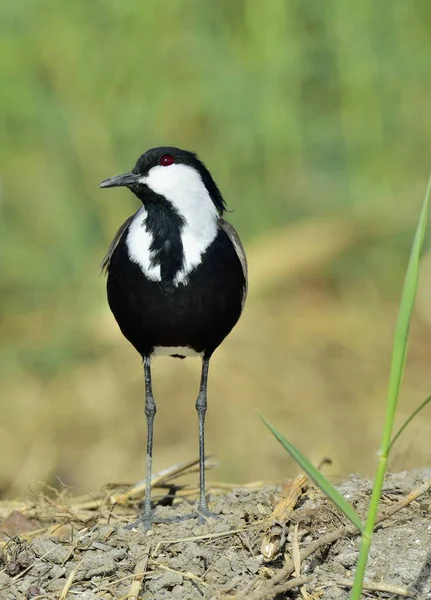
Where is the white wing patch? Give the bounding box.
[127,164,219,284]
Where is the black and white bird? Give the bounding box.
[99,147,247,529]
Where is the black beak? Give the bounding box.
[99,172,140,189]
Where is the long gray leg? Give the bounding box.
[128,356,217,529]
[196,357,211,515]
[154,357,217,523]
[141,355,156,528]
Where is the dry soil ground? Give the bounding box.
[0,468,430,600]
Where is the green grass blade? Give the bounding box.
[389,394,431,451]
[260,414,364,532]
[350,173,431,599]
[381,175,431,450]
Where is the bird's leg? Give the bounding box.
[196,357,210,512]
[142,355,156,526]
[127,355,156,531]
[127,356,218,528]
[195,357,218,522]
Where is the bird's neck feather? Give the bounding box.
[140,163,219,229]
[127,165,219,286]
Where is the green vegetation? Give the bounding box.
[2,2,431,496]
[261,414,364,532]
[2,1,431,375]
[263,175,431,598]
[351,175,431,599]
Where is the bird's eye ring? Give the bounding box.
[160,154,174,166]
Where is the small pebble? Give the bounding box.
[6,562,20,576]
[26,586,40,599]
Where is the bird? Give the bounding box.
[99,146,247,529]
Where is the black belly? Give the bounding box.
[106,228,245,358]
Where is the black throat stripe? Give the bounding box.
[142,187,186,287]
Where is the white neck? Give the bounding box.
[127,164,219,284]
[142,163,219,226]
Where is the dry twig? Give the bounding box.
[123,544,151,600]
[260,473,308,561]
[58,559,82,600]
[239,477,431,600]
[335,577,416,597]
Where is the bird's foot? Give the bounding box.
[161,506,220,525]
[125,513,179,531]
[125,512,154,532]
[196,506,221,524]
[124,506,220,530]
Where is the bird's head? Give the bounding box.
[99,147,226,216]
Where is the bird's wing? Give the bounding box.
[101,214,135,274]
[220,218,248,308]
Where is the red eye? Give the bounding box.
[160,154,174,166]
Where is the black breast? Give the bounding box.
[106,226,245,358]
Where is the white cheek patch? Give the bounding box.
[129,163,219,285]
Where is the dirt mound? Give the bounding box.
[0,469,430,599]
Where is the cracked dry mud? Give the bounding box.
[0,469,430,599]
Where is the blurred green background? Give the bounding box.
[1,1,431,497]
